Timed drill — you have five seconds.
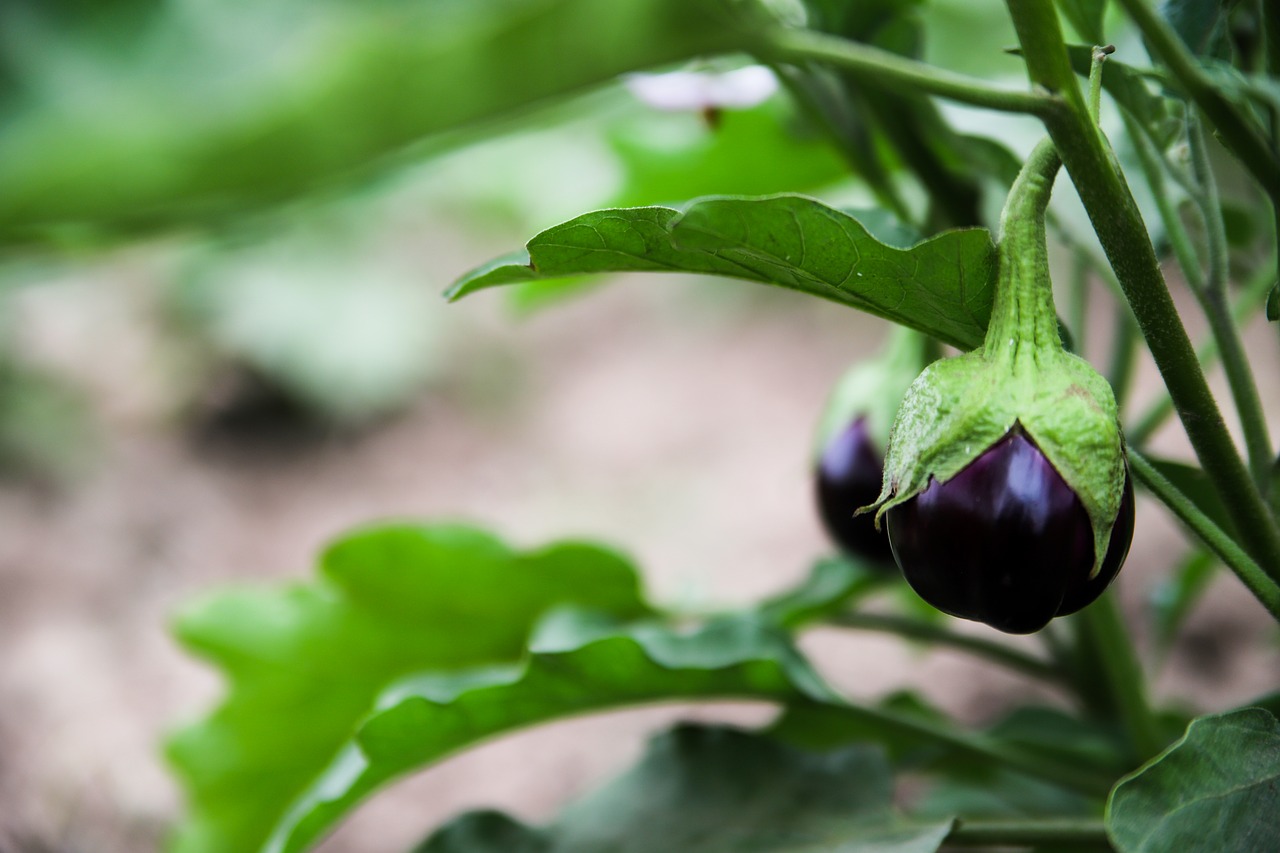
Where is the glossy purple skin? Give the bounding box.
[816,417,895,567]
[885,431,1135,634]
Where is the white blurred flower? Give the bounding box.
[624,66,778,112]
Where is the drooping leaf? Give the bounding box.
[414,724,955,853]
[0,0,754,246]
[167,524,653,853]
[1107,708,1280,852]
[447,196,998,350]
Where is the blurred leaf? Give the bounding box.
[0,0,755,246]
[1158,0,1229,57]
[447,197,998,350]
[1107,708,1280,852]
[1055,0,1108,43]
[177,238,440,422]
[1137,456,1237,537]
[607,97,849,208]
[167,524,653,853]
[759,556,892,629]
[0,359,95,479]
[769,691,954,766]
[266,610,849,853]
[1267,280,1278,321]
[414,725,955,853]
[1149,548,1218,655]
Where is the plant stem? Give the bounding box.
[1004,0,1280,586]
[947,818,1113,849]
[1186,112,1275,490]
[1127,260,1278,444]
[1107,310,1139,411]
[761,27,1057,116]
[826,612,1066,686]
[1130,450,1280,621]
[824,701,1115,797]
[1079,593,1166,760]
[1111,0,1280,204]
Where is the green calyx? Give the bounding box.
[814,326,936,459]
[869,139,1127,577]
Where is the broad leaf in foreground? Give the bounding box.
[167,524,652,853]
[447,196,997,350]
[414,725,955,853]
[1107,708,1280,852]
[264,611,844,853]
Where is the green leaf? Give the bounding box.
[607,98,850,208]
[1267,280,1279,322]
[1158,0,1229,57]
[414,724,955,853]
[167,524,653,853]
[1107,708,1280,852]
[0,0,754,246]
[1055,0,1108,43]
[758,556,891,628]
[265,611,846,852]
[447,196,998,350]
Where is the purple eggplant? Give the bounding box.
[884,430,1135,634]
[816,417,895,566]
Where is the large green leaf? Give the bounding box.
[1107,708,1280,852]
[167,524,653,853]
[447,196,998,349]
[414,725,955,853]
[264,611,845,852]
[0,0,753,246]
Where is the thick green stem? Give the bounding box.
[985,138,1064,357]
[827,612,1066,686]
[1130,450,1280,621]
[947,818,1113,849]
[1112,0,1280,203]
[1004,0,1280,585]
[761,27,1057,116]
[1079,594,1166,760]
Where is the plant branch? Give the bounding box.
[761,27,1059,116]
[826,612,1065,686]
[947,817,1113,849]
[1004,0,1280,584]
[1112,0,1280,203]
[1130,450,1280,621]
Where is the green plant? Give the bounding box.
[4,0,1279,851]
